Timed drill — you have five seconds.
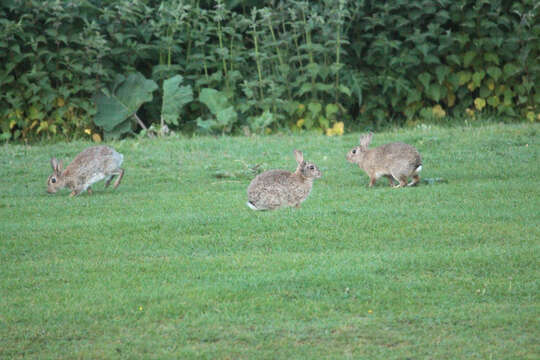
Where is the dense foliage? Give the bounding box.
[1,0,538,140]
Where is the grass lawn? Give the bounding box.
[1,123,539,359]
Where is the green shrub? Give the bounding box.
[0,0,538,141]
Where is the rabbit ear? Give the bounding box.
[359,132,373,149]
[50,157,63,173]
[294,150,304,165]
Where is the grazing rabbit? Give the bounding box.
[346,133,422,188]
[247,150,321,210]
[47,145,124,196]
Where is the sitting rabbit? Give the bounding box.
[247,150,321,210]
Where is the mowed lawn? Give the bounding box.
[1,123,538,359]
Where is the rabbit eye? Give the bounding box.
[51,178,56,183]
[352,149,357,154]
[309,165,314,170]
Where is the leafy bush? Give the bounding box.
[348,0,540,125]
[0,0,538,141]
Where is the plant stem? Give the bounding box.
[133,112,147,130]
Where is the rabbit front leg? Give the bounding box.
[392,174,408,188]
[69,185,86,197]
[104,175,115,188]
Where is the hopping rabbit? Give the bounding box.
[346,133,421,188]
[47,145,124,196]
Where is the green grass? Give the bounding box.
[1,123,539,359]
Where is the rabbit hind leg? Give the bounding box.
[113,168,125,189]
[408,174,421,187]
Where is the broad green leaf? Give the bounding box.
[198,88,237,133]
[406,89,421,105]
[162,75,193,126]
[447,73,461,88]
[446,54,461,66]
[486,66,502,81]
[435,65,450,84]
[93,72,158,136]
[419,72,431,90]
[463,51,476,67]
[503,63,519,79]
[484,53,500,65]
[487,96,500,107]
[318,116,329,130]
[308,102,322,118]
[325,104,339,120]
[338,85,352,97]
[315,83,333,93]
[215,107,237,128]
[503,90,513,105]
[298,83,313,97]
[426,83,444,102]
[424,55,440,64]
[199,88,230,116]
[104,119,133,140]
[479,85,491,98]
[250,110,275,133]
[472,71,485,86]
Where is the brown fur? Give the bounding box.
[47,146,124,196]
[247,150,321,210]
[346,133,422,188]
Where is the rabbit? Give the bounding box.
[247,150,322,210]
[47,145,125,197]
[346,132,422,188]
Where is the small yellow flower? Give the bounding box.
[368,309,373,314]
[432,105,446,118]
[333,121,344,135]
[487,79,495,91]
[139,306,143,311]
[326,121,344,137]
[296,118,305,128]
[474,97,486,111]
[84,128,92,135]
